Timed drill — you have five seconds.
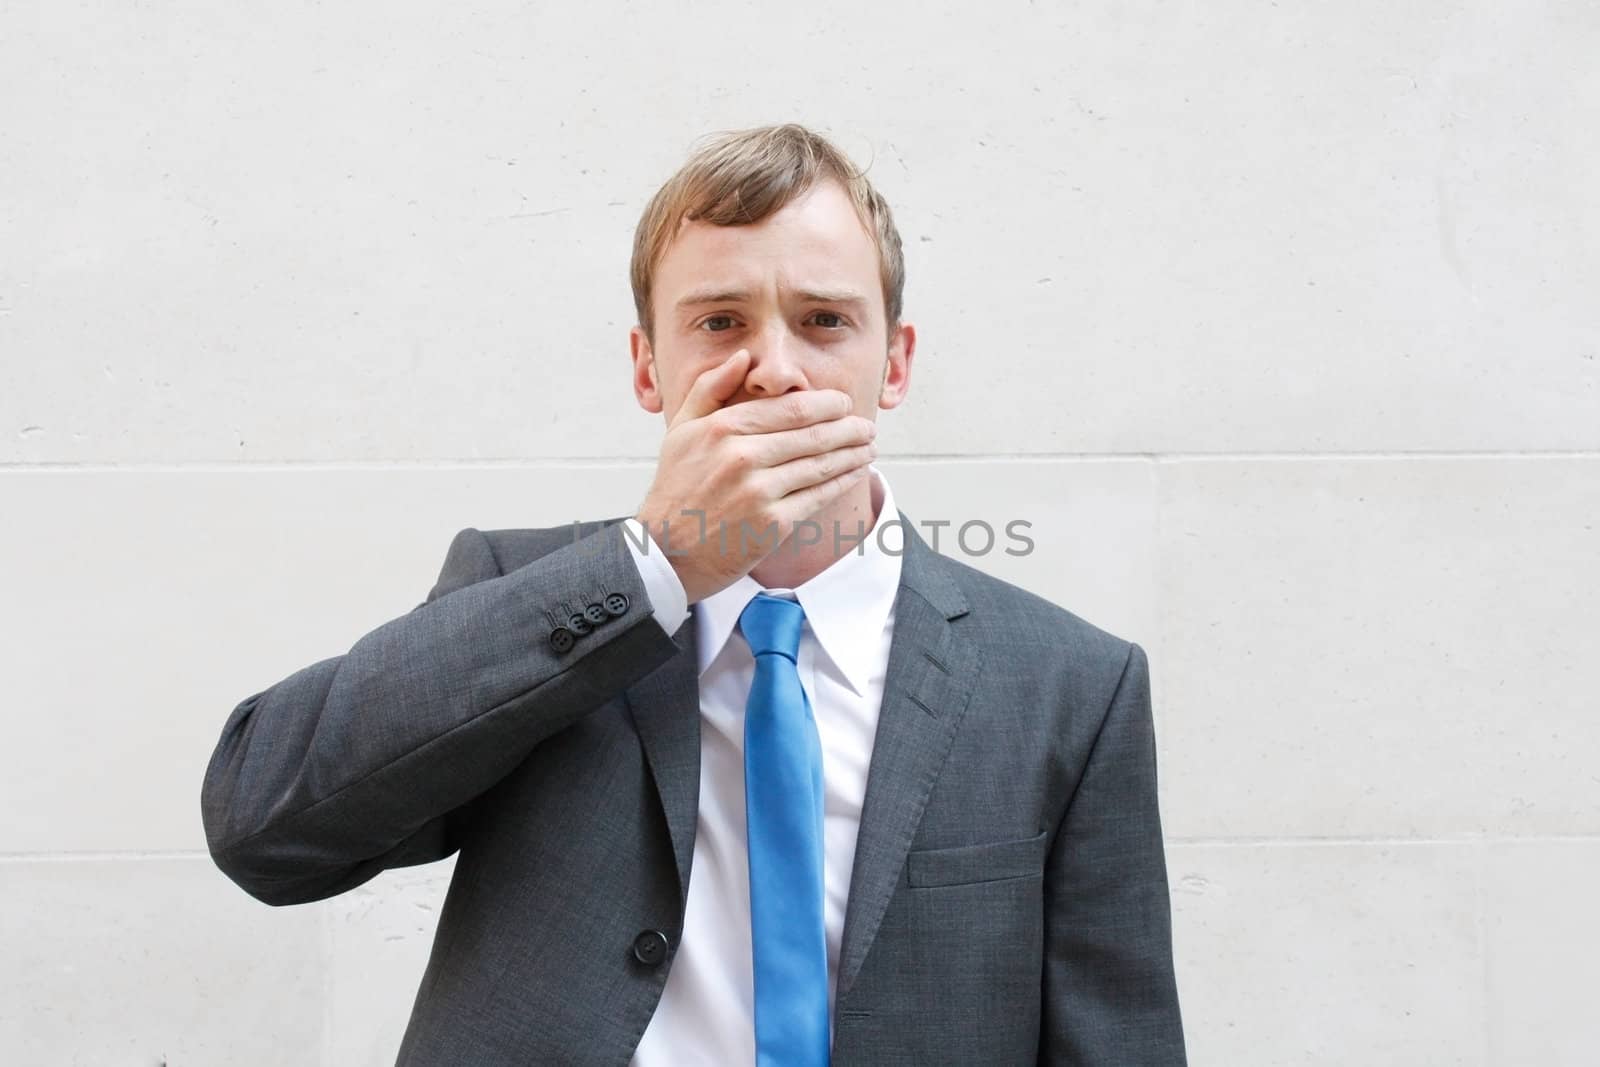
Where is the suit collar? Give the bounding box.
[691,464,905,697]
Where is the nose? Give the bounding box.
[740,323,808,398]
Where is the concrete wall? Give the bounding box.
[3,1,1596,1063]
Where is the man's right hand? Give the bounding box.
[632,348,879,605]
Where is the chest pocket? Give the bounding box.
[906,829,1050,888]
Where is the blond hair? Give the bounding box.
[630,123,906,347]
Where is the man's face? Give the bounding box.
[630,178,914,426]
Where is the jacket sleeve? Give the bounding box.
[199,521,682,907]
[1039,641,1189,1064]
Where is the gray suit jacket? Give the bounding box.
[200,512,1187,1064]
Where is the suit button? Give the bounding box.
[583,602,608,625]
[604,592,630,617]
[632,929,669,967]
[549,627,575,654]
[568,613,592,636]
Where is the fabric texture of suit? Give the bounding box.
[200,510,1188,1064]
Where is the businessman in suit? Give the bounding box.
[201,123,1187,1064]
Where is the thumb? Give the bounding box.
[671,348,750,427]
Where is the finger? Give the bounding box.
[726,388,853,436]
[671,348,751,429]
[771,462,872,525]
[767,441,877,500]
[744,413,875,470]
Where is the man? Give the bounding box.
[201,122,1187,1065]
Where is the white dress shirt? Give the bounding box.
[622,465,904,1065]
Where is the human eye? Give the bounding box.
[809,310,848,329]
[697,314,739,333]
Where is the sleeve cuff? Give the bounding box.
[622,517,691,638]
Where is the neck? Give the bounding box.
[748,469,882,590]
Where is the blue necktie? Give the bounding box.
[740,592,830,1067]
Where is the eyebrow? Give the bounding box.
[674,286,870,312]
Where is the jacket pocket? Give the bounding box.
[906,829,1050,888]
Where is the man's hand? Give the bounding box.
[633,348,878,605]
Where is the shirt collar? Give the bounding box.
[694,464,904,696]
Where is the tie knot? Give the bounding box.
[739,592,805,660]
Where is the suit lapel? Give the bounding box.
[836,512,979,997]
[622,607,702,904]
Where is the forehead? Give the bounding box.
[655,179,878,296]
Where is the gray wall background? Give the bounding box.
[2,1,1596,1063]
